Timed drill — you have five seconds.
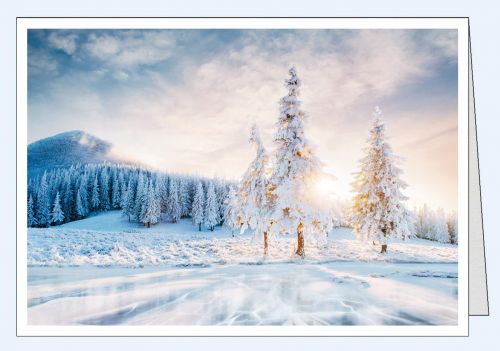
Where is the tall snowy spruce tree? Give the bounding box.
[51,192,65,225]
[351,107,414,253]
[237,124,271,254]
[204,182,218,231]
[192,182,205,231]
[268,66,332,258]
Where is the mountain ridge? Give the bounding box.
[28,130,138,178]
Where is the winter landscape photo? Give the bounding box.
[23,25,462,331]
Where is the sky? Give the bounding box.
[27,29,458,211]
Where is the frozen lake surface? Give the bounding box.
[27,262,457,326]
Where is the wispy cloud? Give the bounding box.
[401,126,458,148]
[83,30,176,67]
[47,31,79,55]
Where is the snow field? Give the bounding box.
[28,211,457,267]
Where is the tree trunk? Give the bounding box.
[296,222,305,258]
[147,222,150,228]
[380,244,387,254]
[198,223,201,231]
[264,231,268,255]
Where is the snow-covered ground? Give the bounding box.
[28,211,457,267]
[26,211,458,326]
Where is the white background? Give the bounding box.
[0,0,497,349]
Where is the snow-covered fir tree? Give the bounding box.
[91,175,100,210]
[100,169,111,211]
[167,178,181,223]
[76,177,89,218]
[140,179,160,228]
[76,188,88,219]
[416,204,432,239]
[27,194,37,227]
[431,208,449,243]
[51,192,65,225]
[61,173,73,223]
[121,178,135,222]
[134,172,147,220]
[192,181,205,231]
[36,172,51,227]
[237,124,271,254]
[267,66,332,257]
[223,186,242,236]
[447,211,458,244]
[179,178,191,218]
[156,174,169,214]
[111,172,121,209]
[351,107,414,253]
[204,182,218,231]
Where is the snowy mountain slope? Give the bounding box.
[28,130,137,178]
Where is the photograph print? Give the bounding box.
[18,18,469,336]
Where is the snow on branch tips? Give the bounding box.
[351,107,415,253]
[267,65,333,258]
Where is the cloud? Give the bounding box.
[421,30,458,62]
[47,31,79,55]
[28,47,58,75]
[83,30,175,67]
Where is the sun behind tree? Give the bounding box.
[267,65,332,257]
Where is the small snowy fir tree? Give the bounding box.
[167,178,181,223]
[111,173,121,209]
[61,173,73,223]
[77,175,89,217]
[75,188,88,219]
[179,178,191,218]
[351,107,414,253]
[447,211,458,245]
[27,194,37,227]
[140,179,160,228]
[134,173,147,220]
[100,170,111,211]
[191,181,205,231]
[431,208,449,243]
[224,186,243,236]
[204,182,218,231]
[267,66,332,257]
[51,192,65,225]
[121,179,135,222]
[91,175,100,211]
[237,124,271,254]
[36,172,51,228]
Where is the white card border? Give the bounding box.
[16,17,469,337]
